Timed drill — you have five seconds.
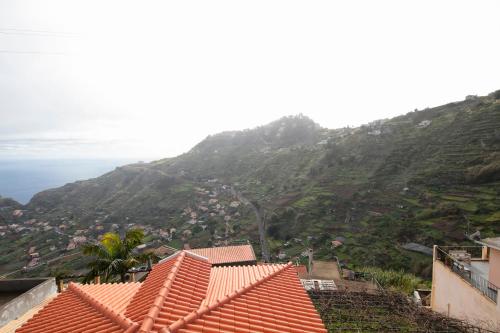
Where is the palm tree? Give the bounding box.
[82,229,153,283]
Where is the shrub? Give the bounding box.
[466,160,500,184]
[359,266,427,294]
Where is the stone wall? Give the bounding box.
[0,278,57,328]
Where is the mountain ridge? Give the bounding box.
[1,90,500,278]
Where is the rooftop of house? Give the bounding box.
[144,245,178,258]
[14,250,326,333]
[187,244,257,265]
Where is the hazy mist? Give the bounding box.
[1,0,500,159]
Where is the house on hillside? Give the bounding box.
[12,210,23,218]
[431,238,500,330]
[331,240,343,248]
[187,244,257,266]
[144,245,178,259]
[417,119,432,128]
[13,251,326,333]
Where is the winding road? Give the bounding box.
[231,188,270,262]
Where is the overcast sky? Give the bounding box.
[1,0,499,160]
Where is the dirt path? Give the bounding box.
[311,260,341,280]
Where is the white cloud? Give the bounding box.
[0,0,499,159]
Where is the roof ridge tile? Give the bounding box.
[162,262,293,333]
[184,250,210,262]
[68,283,139,332]
[138,251,186,333]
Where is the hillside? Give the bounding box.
[1,91,500,278]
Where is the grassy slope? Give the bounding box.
[1,94,500,278]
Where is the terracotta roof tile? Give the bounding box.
[168,264,327,333]
[204,264,286,306]
[15,285,131,333]
[187,245,256,265]
[15,250,326,333]
[147,254,211,332]
[78,282,141,314]
[124,252,182,323]
[295,265,309,279]
[124,251,211,333]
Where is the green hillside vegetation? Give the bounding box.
[359,266,428,295]
[1,92,500,279]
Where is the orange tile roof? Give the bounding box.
[139,253,211,332]
[171,264,326,333]
[204,264,286,306]
[295,265,309,279]
[187,245,256,265]
[16,250,326,333]
[15,283,136,333]
[125,253,184,323]
[78,282,141,314]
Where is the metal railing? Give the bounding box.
[435,246,498,303]
[437,245,484,258]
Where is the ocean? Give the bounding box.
[0,159,137,204]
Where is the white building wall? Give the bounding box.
[431,260,500,330]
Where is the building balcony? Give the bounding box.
[435,246,498,303]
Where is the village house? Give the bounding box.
[417,119,432,128]
[331,240,343,248]
[158,229,169,239]
[431,238,500,330]
[12,210,23,218]
[229,201,240,208]
[187,244,257,266]
[26,257,40,268]
[13,251,326,333]
[144,245,178,259]
[277,250,287,260]
[66,236,87,251]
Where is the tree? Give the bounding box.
[82,229,153,283]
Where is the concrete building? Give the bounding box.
[0,278,57,332]
[431,239,500,330]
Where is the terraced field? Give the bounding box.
[1,91,500,279]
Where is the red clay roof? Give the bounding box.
[187,245,256,265]
[16,283,136,333]
[78,282,141,314]
[295,265,309,279]
[16,250,326,333]
[204,264,286,306]
[172,265,326,333]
